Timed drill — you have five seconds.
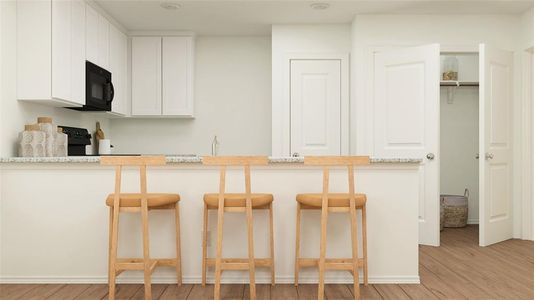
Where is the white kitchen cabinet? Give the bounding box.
[70,0,86,106]
[85,4,109,69]
[162,37,194,116]
[109,25,128,116]
[131,37,162,116]
[17,0,85,107]
[131,36,195,117]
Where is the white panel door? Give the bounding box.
[131,37,162,116]
[70,0,85,106]
[97,14,109,69]
[479,44,514,246]
[51,0,71,102]
[374,44,440,246]
[109,25,127,115]
[162,37,193,116]
[85,4,98,65]
[290,60,341,156]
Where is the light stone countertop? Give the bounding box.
[0,156,422,164]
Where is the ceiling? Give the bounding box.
[95,0,534,35]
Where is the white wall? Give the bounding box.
[271,24,351,156]
[110,36,271,155]
[440,86,479,223]
[0,1,110,157]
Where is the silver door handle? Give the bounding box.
[475,153,479,159]
[426,153,435,160]
[485,153,494,160]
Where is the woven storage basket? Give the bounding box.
[441,189,469,228]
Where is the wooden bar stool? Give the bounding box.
[201,156,275,300]
[101,156,182,300]
[294,156,370,300]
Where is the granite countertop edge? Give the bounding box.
[0,156,422,164]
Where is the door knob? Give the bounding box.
[292,152,300,157]
[485,153,494,160]
[426,153,435,160]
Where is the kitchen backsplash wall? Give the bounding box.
[110,36,272,155]
[0,1,110,157]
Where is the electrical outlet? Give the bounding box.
[202,230,211,247]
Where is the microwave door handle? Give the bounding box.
[107,82,115,103]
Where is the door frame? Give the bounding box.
[272,52,350,157]
[523,46,534,241]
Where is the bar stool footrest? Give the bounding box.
[114,258,179,274]
[298,258,364,269]
[206,258,273,270]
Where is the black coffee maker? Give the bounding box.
[58,126,92,156]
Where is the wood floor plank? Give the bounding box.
[46,284,91,300]
[130,284,167,299]
[347,284,383,300]
[271,284,298,299]
[0,284,38,300]
[186,284,214,299]
[419,250,493,299]
[398,283,438,300]
[14,284,64,300]
[220,284,245,299]
[113,284,142,299]
[374,285,410,300]
[297,284,318,299]
[324,284,353,299]
[158,284,193,300]
[243,284,270,300]
[418,265,466,299]
[72,284,108,299]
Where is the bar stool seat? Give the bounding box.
[106,193,180,207]
[296,193,366,207]
[204,193,273,208]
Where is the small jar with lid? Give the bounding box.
[37,117,57,157]
[18,124,46,157]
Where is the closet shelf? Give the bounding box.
[440,81,479,87]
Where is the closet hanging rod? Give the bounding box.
[440,81,479,87]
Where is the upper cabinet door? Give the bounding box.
[97,15,110,69]
[131,37,162,116]
[51,0,71,102]
[290,59,342,156]
[85,4,99,65]
[109,25,128,115]
[479,44,514,247]
[70,0,85,106]
[162,37,194,116]
[374,44,440,246]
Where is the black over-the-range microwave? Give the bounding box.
[71,61,114,111]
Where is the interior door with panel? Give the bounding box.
[131,37,162,116]
[373,44,440,246]
[479,44,514,247]
[290,59,342,156]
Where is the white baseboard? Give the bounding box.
[0,275,420,285]
[467,219,479,225]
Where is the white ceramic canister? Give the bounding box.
[98,139,111,155]
[37,117,57,157]
[54,127,68,157]
[18,124,46,157]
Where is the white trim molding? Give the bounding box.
[272,52,350,156]
[0,275,420,285]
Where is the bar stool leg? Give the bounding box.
[214,205,224,300]
[108,206,119,300]
[318,205,328,300]
[269,202,275,286]
[201,203,209,287]
[294,202,301,287]
[141,203,152,299]
[246,203,257,299]
[175,202,182,286]
[362,205,368,286]
[350,205,361,300]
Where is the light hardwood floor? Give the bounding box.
[2,225,534,299]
